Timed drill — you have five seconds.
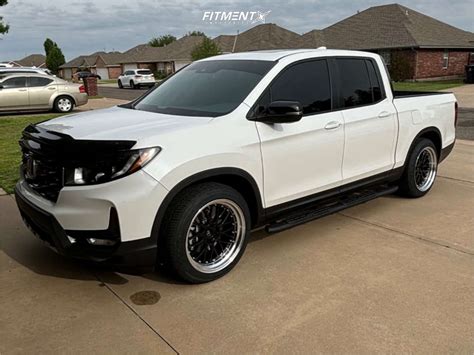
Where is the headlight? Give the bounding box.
[64,147,160,186]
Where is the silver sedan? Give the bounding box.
[0,73,88,113]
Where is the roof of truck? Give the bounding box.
[200,48,379,61]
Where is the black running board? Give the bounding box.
[266,185,398,233]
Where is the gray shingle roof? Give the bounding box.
[232,24,301,52]
[15,54,46,67]
[119,36,205,63]
[60,51,125,69]
[320,4,474,50]
[213,35,237,53]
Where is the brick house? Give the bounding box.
[299,4,474,80]
[59,51,124,80]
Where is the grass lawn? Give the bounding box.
[0,114,62,194]
[392,80,464,92]
[98,79,117,84]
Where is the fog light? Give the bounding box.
[86,238,116,246]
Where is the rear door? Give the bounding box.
[255,59,345,207]
[0,76,28,110]
[27,76,56,108]
[335,58,398,183]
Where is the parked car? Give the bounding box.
[118,69,155,89]
[15,49,456,283]
[0,63,14,68]
[0,67,53,76]
[73,71,101,80]
[0,73,88,113]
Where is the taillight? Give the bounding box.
[79,85,86,93]
[454,102,458,127]
[135,75,141,78]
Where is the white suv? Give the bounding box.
[118,69,155,89]
[15,49,456,283]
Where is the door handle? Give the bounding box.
[18,89,27,92]
[47,87,56,90]
[378,111,391,118]
[324,121,342,130]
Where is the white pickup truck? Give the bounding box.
[15,49,457,283]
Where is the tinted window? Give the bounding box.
[29,77,53,87]
[135,60,275,117]
[2,77,27,88]
[137,70,152,75]
[366,60,383,102]
[270,60,331,114]
[337,59,373,108]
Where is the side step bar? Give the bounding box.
[266,185,399,233]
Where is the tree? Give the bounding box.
[191,37,221,61]
[0,0,9,35]
[43,38,55,56]
[186,31,205,37]
[45,43,65,74]
[148,34,176,47]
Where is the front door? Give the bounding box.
[255,59,345,207]
[0,76,28,110]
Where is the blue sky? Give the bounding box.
[1,0,473,61]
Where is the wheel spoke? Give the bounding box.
[185,199,245,272]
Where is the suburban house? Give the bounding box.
[119,35,206,74]
[299,4,474,80]
[11,54,46,68]
[59,51,124,80]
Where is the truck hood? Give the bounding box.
[38,106,211,142]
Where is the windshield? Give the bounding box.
[137,70,152,75]
[134,60,275,117]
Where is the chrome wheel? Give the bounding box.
[186,199,246,274]
[414,146,437,192]
[57,97,72,112]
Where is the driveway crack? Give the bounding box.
[93,273,179,354]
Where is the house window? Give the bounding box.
[443,50,449,69]
[379,51,391,66]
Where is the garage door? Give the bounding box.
[123,64,138,71]
[96,68,109,80]
[63,68,72,79]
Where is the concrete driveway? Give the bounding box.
[1,141,473,354]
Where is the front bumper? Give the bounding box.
[14,170,169,268]
[15,185,158,268]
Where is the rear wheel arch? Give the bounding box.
[411,127,442,161]
[151,168,264,264]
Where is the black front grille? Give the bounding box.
[21,150,63,202]
[18,124,137,203]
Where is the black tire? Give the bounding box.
[118,80,123,89]
[162,182,250,283]
[399,138,438,198]
[53,96,74,113]
[130,80,136,89]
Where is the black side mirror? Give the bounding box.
[256,100,303,124]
